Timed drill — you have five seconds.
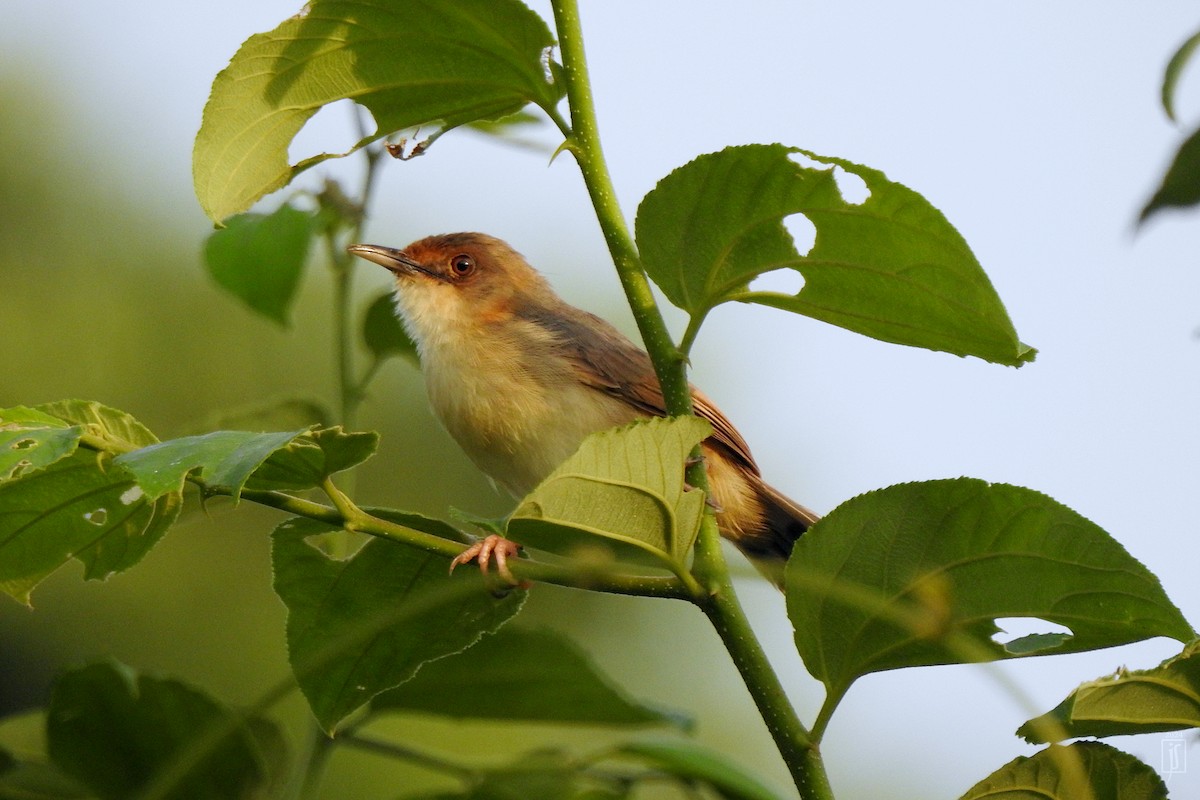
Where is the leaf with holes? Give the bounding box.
[959,742,1166,800]
[47,661,287,800]
[194,0,563,221]
[786,479,1192,703]
[636,144,1035,366]
[0,406,83,482]
[0,449,182,605]
[0,402,180,605]
[1019,639,1200,743]
[273,516,525,733]
[507,417,710,574]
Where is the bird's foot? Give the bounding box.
[449,534,529,589]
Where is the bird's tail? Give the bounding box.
[735,480,819,590]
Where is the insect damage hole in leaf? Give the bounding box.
[286,98,376,167]
[787,150,871,204]
[747,213,813,295]
[748,269,805,296]
[991,617,1074,655]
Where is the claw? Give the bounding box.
[449,534,528,588]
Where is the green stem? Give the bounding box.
[549,0,690,417]
[214,482,691,601]
[329,239,358,432]
[699,578,832,799]
[550,4,833,797]
[296,728,336,800]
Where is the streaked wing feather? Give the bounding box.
[532,306,761,474]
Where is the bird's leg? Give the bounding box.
[449,534,528,588]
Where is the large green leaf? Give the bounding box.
[0,401,181,605]
[203,204,317,325]
[787,479,1193,701]
[46,661,286,800]
[0,448,181,605]
[636,144,1034,366]
[959,742,1166,800]
[0,406,82,482]
[272,516,525,733]
[194,0,563,222]
[507,417,709,573]
[1019,639,1200,743]
[373,626,685,727]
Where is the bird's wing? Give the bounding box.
[533,306,761,474]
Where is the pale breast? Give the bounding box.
[422,319,642,497]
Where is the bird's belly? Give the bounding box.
[427,363,641,498]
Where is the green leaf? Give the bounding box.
[0,759,92,799]
[362,291,419,367]
[401,750,622,800]
[0,449,181,605]
[272,516,525,733]
[636,144,1035,366]
[373,626,686,728]
[0,406,82,482]
[1163,29,1200,122]
[787,479,1193,701]
[35,400,159,452]
[203,204,317,325]
[959,742,1166,800]
[114,429,306,501]
[612,739,788,800]
[0,402,180,604]
[244,426,379,492]
[1019,639,1200,743]
[507,417,710,573]
[1141,125,1200,221]
[46,660,287,800]
[193,0,563,222]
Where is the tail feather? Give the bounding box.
[735,479,819,590]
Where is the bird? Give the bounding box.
[348,233,817,588]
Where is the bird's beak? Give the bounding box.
[347,244,425,276]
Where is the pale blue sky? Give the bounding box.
[4,2,1200,796]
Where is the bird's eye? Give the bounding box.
[449,254,476,278]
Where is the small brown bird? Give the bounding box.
[348,233,817,587]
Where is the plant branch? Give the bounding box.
[697,564,832,799]
[549,0,690,417]
[339,732,476,778]
[205,482,691,600]
[549,4,833,797]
